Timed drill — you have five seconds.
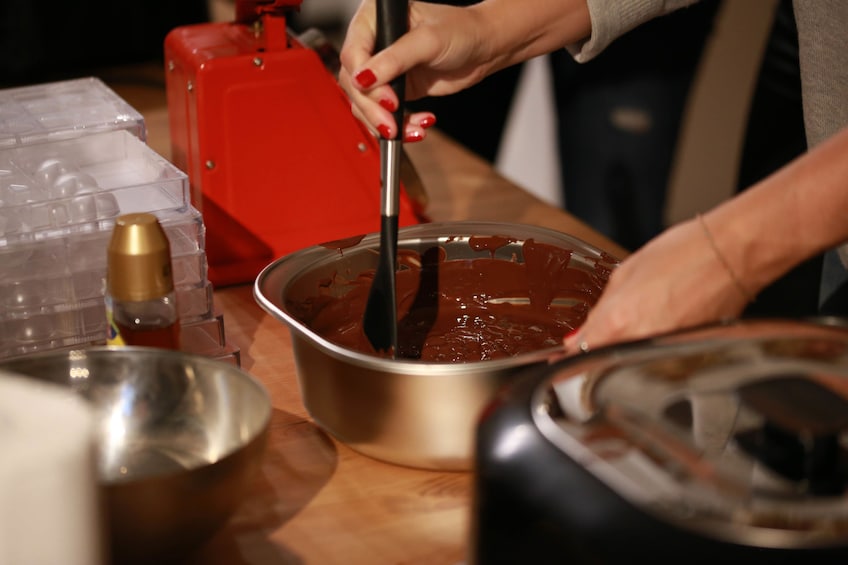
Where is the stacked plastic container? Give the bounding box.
[0,77,238,363]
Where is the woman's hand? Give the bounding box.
[339,0,498,141]
[338,0,591,141]
[563,215,751,353]
[564,123,848,354]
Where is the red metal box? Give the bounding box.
[164,3,424,286]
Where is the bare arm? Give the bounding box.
[564,125,848,352]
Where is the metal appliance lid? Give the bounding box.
[532,319,848,549]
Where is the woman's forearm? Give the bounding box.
[705,125,848,298]
[472,0,702,70]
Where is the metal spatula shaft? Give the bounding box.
[362,0,408,354]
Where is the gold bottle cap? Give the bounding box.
[107,213,174,302]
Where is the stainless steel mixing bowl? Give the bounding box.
[0,346,271,564]
[254,221,618,471]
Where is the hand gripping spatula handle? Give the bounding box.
[362,0,408,355]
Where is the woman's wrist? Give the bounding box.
[696,213,756,304]
[701,181,808,302]
[473,0,592,71]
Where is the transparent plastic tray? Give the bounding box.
[0,280,216,360]
[0,204,214,359]
[177,281,215,322]
[0,76,225,362]
[0,296,106,358]
[0,129,189,248]
[0,207,206,307]
[0,77,145,148]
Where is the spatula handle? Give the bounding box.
[376,0,408,137]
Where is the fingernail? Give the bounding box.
[403,130,424,143]
[419,115,436,129]
[355,69,377,88]
[377,124,392,139]
[379,98,397,112]
[564,328,580,340]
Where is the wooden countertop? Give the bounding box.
[108,66,626,565]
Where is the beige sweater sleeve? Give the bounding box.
[568,0,702,62]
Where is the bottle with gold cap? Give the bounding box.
[105,213,180,350]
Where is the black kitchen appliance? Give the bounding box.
[472,319,848,564]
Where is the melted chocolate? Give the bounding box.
[288,237,611,362]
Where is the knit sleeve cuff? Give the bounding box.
[566,0,700,62]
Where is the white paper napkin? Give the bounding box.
[0,372,104,565]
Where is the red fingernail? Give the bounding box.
[419,115,436,129]
[564,328,580,339]
[355,69,377,88]
[403,131,424,143]
[379,98,397,112]
[377,124,392,139]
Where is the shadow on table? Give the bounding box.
[187,407,338,564]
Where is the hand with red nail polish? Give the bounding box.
[376,124,392,139]
[336,0,591,144]
[354,69,377,89]
[562,329,585,357]
[396,114,436,143]
[417,114,436,129]
[378,98,397,113]
[403,130,424,143]
[562,327,583,356]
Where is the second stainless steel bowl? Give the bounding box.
[0,346,271,564]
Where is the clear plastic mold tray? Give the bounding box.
[0,281,217,361]
[0,129,189,247]
[0,205,213,360]
[0,77,231,363]
[0,77,145,148]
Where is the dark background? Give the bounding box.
[0,0,210,87]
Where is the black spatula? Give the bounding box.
[362,0,408,355]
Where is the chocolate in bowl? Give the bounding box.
[291,236,612,361]
[254,221,619,470]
